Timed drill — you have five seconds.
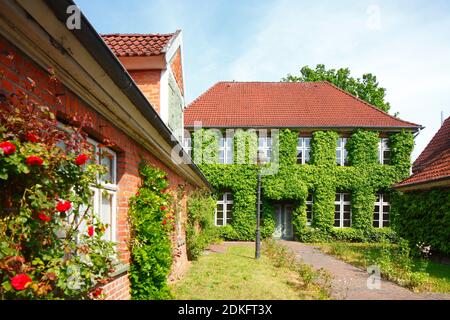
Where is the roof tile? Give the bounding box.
[101,32,177,57]
[396,116,450,188]
[184,81,420,129]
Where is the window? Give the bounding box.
[336,138,348,166]
[258,135,272,162]
[87,139,117,242]
[297,137,311,164]
[378,138,391,164]
[374,193,390,228]
[306,193,313,225]
[219,136,233,164]
[334,193,351,228]
[183,132,192,158]
[215,193,233,226]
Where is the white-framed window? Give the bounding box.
[87,138,117,242]
[183,132,192,158]
[336,138,348,166]
[215,192,233,226]
[374,193,390,228]
[297,137,311,164]
[306,193,313,225]
[378,138,391,165]
[258,135,272,162]
[219,136,233,164]
[334,193,351,228]
[55,123,117,243]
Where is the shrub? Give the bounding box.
[128,165,174,300]
[186,190,218,260]
[0,67,115,299]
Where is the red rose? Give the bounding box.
[75,153,89,166]
[25,133,39,143]
[11,274,32,291]
[162,219,167,225]
[135,191,140,197]
[37,212,51,222]
[0,141,16,155]
[92,287,103,298]
[88,225,94,237]
[56,200,72,212]
[25,156,44,166]
[160,206,168,211]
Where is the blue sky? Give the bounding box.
[76,0,450,160]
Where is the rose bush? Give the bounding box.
[0,61,116,299]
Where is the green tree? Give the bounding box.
[283,64,391,113]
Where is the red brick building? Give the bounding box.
[0,0,210,299]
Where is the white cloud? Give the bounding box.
[227,0,450,160]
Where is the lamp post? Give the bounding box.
[255,151,266,259]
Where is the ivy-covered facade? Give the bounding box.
[184,82,421,242]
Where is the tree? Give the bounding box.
[283,64,391,113]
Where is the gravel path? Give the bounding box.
[280,241,450,300]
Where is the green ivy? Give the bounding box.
[392,189,450,255]
[128,165,173,300]
[192,128,415,242]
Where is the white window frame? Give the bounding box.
[336,137,348,166]
[215,192,233,226]
[297,137,311,164]
[219,135,233,164]
[334,193,351,228]
[378,138,391,165]
[87,138,117,243]
[258,135,272,163]
[306,193,313,225]
[374,193,390,228]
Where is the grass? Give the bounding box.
[315,242,450,293]
[171,242,330,300]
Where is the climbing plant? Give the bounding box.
[191,127,414,243]
[391,189,450,255]
[128,165,174,300]
[185,189,218,260]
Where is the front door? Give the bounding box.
[273,204,294,240]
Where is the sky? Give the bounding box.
[76,0,450,160]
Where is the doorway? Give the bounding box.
[273,203,294,240]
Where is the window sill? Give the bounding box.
[109,263,130,278]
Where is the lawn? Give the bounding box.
[171,243,330,300]
[315,242,450,293]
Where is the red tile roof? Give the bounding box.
[184,82,420,129]
[396,117,450,189]
[101,31,178,57]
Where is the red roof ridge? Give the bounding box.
[101,32,177,38]
[321,81,422,129]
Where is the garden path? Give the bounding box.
[281,241,450,300]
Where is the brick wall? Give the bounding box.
[101,273,131,300]
[128,69,161,114]
[170,48,184,97]
[0,36,195,299]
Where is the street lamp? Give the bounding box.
[255,150,266,259]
